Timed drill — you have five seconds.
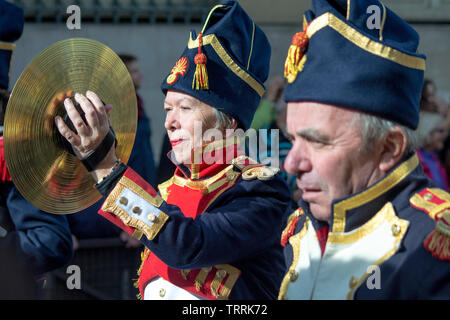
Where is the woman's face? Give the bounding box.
[429,124,447,152]
[163,90,218,165]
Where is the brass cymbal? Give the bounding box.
[4,38,137,214]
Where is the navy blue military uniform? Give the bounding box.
[90,0,292,300]
[279,0,450,299]
[0,0,73,278]
[280,153,450,299]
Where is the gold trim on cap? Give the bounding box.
[188,33,265,97]
[346,0,351,20]
[247,22,255,70]
[0,42,15,51]
[379,2,387,41]
[201,4,227,34]
[306,12,426,71]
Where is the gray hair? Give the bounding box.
[352,112,418,155]
[213,108,235,129]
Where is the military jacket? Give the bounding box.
[279,154,450,299]
[98,140,291,300]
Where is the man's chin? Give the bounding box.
[308,203,331,223]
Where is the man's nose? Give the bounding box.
[284,141,312,175]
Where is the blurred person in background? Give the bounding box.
[420,79,450,187]
[0,0,73,296]
[416,111,449,191]
[257,77,299,205]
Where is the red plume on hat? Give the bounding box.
[284,24,309,84]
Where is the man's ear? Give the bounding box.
[379,127,408,173]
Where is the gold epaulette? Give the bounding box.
[231,155,280,181]
[410,188,450,261]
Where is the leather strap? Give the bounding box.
[81,128,116,172]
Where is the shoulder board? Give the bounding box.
[410,188,450,221]
[281,208,304,247]
[232,155,280,181]
[410,188,450,261]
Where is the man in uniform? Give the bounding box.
[0,0,73,289]
[55,0,291,300]
[279,0,450,299]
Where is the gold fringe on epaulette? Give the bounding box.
[424,213,450,261]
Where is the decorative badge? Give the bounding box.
[167,57,188,85]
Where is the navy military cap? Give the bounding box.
[161,0,271,130]
[283,0,426,130]
[0,0,24,90]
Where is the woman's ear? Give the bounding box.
[228,117,238,130]
[379,127,408,173]
[223,117,238,138]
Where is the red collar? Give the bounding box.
[168,137,244,180]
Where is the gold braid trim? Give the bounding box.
[101,182,169,241]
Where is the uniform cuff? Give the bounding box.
[99,167,169,240]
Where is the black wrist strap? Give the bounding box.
[81,128,117,172]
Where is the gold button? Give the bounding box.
[159,288,166,297]
[423,193,433,201]
[391,224,401,236]
[132,206,141,214]
[119,197,128,205]
[217,269,227,279]
[227,173,236,181]
[349,276,358,289]
[147,213,157,222]
[289,270,298,282]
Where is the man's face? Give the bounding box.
[284,102,383,222]
[126,60,143,90]
[164,90,217,166]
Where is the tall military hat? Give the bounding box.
[0,0,24,90]
[161,0,271,130]
[283,0,426,130]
